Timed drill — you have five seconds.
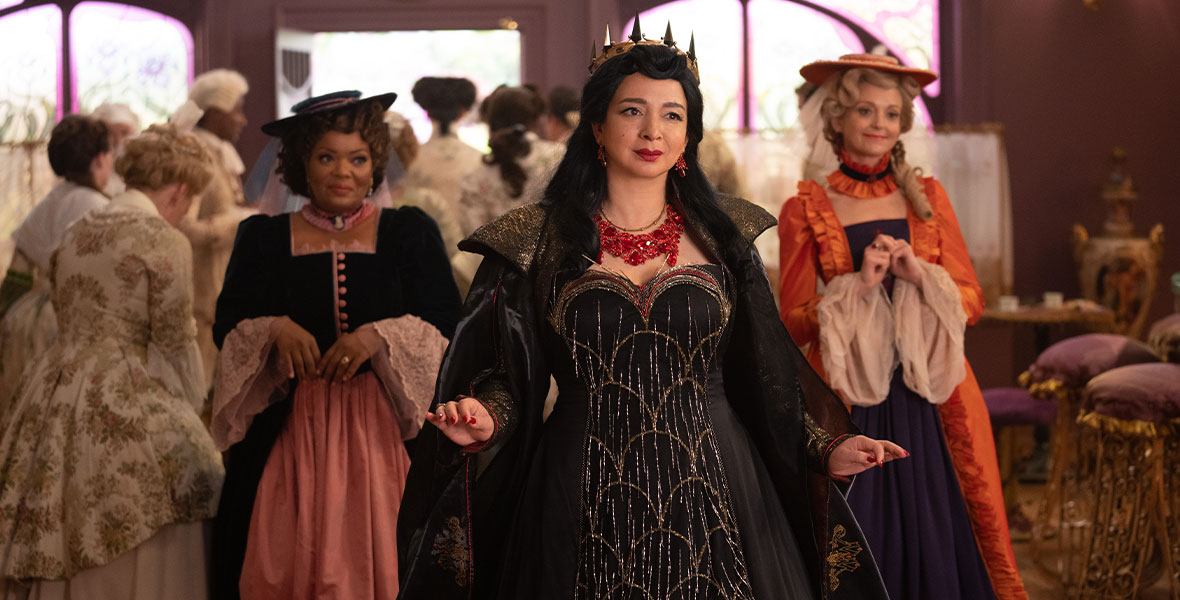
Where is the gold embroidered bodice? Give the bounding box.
[548,264,755,599]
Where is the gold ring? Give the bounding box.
[340,356,352,365]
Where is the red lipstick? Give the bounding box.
[635,149,663,162]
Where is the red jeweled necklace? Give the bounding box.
[595,203,685,266]
[300,201,375,232]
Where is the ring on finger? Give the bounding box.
[340,355,352,365]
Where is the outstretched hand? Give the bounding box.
[828,435,908,478]
[426,396,495,449]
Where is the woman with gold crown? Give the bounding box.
[398,23,900,600]
[778,54,1027,600]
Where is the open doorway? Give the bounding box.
[276,28,521,151]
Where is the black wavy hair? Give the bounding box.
[543,43,743,270]
[275,99,391,199]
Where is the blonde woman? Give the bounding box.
[0,126,224,600]
[778,54,1026,600]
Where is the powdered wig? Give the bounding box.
[821,67,932,220]
[117,125,213,194]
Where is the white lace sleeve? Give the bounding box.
[892,260,968,404]
[815,272,897,406]
[210,316,289,450]
[356,315,449,441]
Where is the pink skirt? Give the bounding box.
[240,372,409,599]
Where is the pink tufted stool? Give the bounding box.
[1071,363,1180,599]
[983,387,1056,532]
[1148,314,1180,363]
[1021,333,1160,584]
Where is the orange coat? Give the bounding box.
[778,177,1028,600]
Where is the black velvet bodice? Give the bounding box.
[213,207,460,353]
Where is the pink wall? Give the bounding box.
[193,0,1179,328]
[949,0,1180,328]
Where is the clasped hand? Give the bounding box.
[273,316,374,383]
[858,233,924,295]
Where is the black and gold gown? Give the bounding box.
[506,263,812,598]
[397,200,889,600]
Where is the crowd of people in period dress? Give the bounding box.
[0,22,1027,600]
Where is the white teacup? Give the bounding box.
[998,295,1020,312]
[1043,291,1064,309]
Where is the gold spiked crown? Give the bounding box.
[588,17,699,83]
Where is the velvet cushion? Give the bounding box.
[1027,333,1160,388]
[983,387,1056,427]
[1085,363,1180,423]
[1147,314,1180,362]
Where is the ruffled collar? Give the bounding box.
[826,151,897,198]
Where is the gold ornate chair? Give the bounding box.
[1021,333,1160,585]
[1070,362,1180,599]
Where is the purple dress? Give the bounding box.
[843,219,997,600]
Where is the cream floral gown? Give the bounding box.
[0,191,223,596]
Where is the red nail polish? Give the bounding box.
[468,417,477,424]
[448,417,457,424]
[867,456,877,463]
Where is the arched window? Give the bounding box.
[71,2,193,123]
[0,0,193,143]
[628,0,938,132]
[0,4,62,143]
[0,1,192,272]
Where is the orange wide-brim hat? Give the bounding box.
[800,53,938,88]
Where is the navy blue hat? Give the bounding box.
[261,90,397,136]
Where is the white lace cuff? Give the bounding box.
[816,273,898,406]
[358,315,449,441]
[892,261,967,404]
[211,316,288,450]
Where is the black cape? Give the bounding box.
[397,198,887,599]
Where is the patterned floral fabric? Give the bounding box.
[0,191,224,581]
[456,132,564,236]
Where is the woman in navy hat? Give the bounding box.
[209,91,462,599]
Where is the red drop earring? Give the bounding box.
[597,145,607,167]
[674,153,687,177]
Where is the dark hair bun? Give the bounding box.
[411,77,477,133]
[484,86,546,132]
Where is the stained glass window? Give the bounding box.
[312,30,522,150]
[748,0,862,131]
[809,0,939,96]
[631,0,938,132]
[0,5,62,143]
[71,2,193,128]
[621,0,743,131]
